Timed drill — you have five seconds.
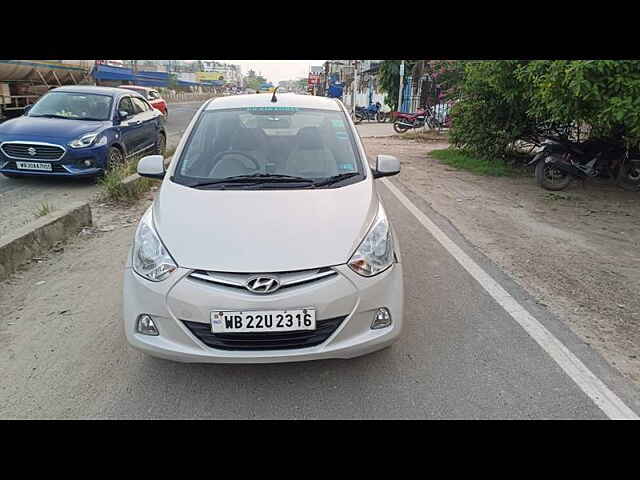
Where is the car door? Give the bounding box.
[131,96,159,154]
[116,96,142,155]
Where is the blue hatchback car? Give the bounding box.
[0,86,166,178]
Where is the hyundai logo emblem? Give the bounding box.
[245,276,280,294]
[28,147,37,156]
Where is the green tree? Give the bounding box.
[378,60,415,111]
[448,60,640,159]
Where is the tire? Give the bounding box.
[154,133,166,156]
[376,112,386,123]
[535,159,571,190]
[354,113,364,125]
[106,146,125,172]
[393,120,410,134]
[617,160,640,192]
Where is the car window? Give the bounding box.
[174,107,363,186]
[119,97,136,116]
[131,97,149,114]
[28,92,113,121]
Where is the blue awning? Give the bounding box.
[93,64,135,82]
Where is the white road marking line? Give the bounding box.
[382,178,639,420]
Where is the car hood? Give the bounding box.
[153,179,378,272]
[0,116,109,142]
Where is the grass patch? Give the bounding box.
[34,202,54,218]
[430,148,518,177]
[99,158,155,204]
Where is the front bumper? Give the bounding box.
[123,260,404,364]
[0,142,109,177]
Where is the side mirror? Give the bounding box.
[23,105,33,115]
[372,154,400,178]
[137,155,165,179]
[118,110,131,121]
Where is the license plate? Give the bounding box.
[15,161,52,171]
[211,309,316,333]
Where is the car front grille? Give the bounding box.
[188,267,338,294]
[182,315,347,351]
[1,142,65,160]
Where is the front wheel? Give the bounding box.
[617,160,640,191]
[106,146,125,172]
[535,159,571,190]
[354,113,364,124]
[376,112,386,123]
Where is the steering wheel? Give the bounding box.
[209,150,262,177]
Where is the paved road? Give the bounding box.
[1,157,639,418]
[0,101,203,238]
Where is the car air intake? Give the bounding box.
[182,315,347,351]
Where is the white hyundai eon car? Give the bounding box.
[123,93,404,363]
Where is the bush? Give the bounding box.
[449,61,640,159]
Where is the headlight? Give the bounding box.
[132,209,177,282]
[69,133,106,148]
[348,204,394,277]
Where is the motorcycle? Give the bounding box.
[354,102,386,124]
[393,106,444,133]
[528,136,640,191]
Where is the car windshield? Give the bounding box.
[124,87,148,99]
[173,107,364,189]
[29,92,113,121]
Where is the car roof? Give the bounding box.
[121,85,154,91]
[205,93,341,111]
[50,85,144,98]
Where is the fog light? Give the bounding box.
[371,307,392,330]
[83,159,92,167]
[136,314,159,336]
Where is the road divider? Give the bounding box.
[0,202,91,282]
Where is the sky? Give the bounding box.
[216,60,325,85]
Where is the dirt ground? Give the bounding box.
[364,137,640,384]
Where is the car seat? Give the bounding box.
[285,127,337,178]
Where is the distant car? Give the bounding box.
[119,85,168,118]
[0,85,166,178]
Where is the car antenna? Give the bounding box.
[271,86,280,103]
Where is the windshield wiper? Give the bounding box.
[186,173,315,188]
[29,114,74,119]
[312,172,360,187]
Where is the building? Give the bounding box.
[200,61,243,87]
[320,60,390,111]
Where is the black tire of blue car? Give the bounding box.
[106,146,125,171]
[535,158,572,191]
[154,133,166,156]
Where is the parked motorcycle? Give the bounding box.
[393,106,444,133]
[528,136,640,191]
[354,102,386,124]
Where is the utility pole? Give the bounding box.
[351,60,358,118]
[398,60,405,113]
